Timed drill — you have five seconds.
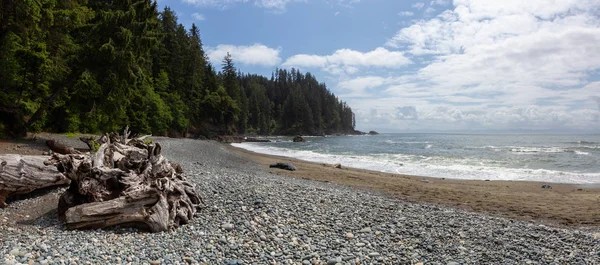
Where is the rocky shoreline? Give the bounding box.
[1,137,599,264]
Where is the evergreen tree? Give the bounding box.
[0,2,356,138]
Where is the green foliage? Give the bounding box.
[64,132,77,138]
[0,2,355,138]
[89,139,100,153]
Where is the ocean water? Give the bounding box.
[232,134,600,184]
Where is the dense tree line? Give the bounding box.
[0,0,355,138]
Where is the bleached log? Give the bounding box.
[0,154,69,207]
[45,128,204,232]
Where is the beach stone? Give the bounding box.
[334,163,342,169]
[150,260,161,265]
[368,252,380,257]
[346,233,354,239]
[359,227,372,233]
[222,223,235,231]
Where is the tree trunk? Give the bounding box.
[45,129,204,232]
[0,154,69,207]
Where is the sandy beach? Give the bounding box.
[227,144,600,227]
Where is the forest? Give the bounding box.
[0,0,357,138]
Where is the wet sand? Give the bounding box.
[226,144,600,228]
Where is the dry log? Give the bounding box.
[45,129,204,232]
[46,139,81,155]
[0,154,69,207]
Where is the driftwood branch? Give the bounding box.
[46,129,204,232]
[0,155,69,207]
[46,140,81,155]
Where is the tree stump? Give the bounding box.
[0,154,70,207]
[45,128,204,232]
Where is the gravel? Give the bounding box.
[2,138,600,264]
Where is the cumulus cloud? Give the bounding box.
[283,47,412,75]
[337,0,600,132]
[412,2,425,9]
[206,44,282,66]
[398,11,414,16]
[191,13,205,21]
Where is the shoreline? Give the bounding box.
[226,143,600,228]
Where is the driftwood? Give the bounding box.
[45,129,204,232]
[46,139,81,155]
[0,154,70,207]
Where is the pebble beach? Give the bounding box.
[1,137,600,264]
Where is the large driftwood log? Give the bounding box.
[45,130,204,232]
[0,154,70,207]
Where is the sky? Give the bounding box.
[156,0,600,133]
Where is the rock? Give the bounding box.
[333,163,342,169]
[447,262,459,265]
[269,162,297,171]
[375,231,381,236]
[368,131,379,135]
[541,184,552,189]
[421,179,432,183]
[346,232,354,239]
[10,248,20,256]
[368,252,380,257]
[359,227,372,233]
[222,223,235,231]
[293,136,305,142]
[150,260,161,265]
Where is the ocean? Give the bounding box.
[232,133,600,184]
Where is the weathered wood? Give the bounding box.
[0,154,69,207]
[46,129,204,232]
[46,139,81,155]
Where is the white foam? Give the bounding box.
[232,143,600,184]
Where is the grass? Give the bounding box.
[64,132,78,138]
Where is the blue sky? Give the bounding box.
[156,0,600,133]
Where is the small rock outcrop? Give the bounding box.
[333,163,342,169]
[368,131,379,135]
[541,184,552,189]
[293,136,305,142]
[269,162,297,171]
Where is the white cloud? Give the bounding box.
[206,44,282,66]
[343,0,600,132]
[191,13,205,21]
[430,0,448,6]
[412,2,425,9]
[424,6,436,14]
[398,11,414,16]
[283,47,412,75]
[334,11,340,16]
